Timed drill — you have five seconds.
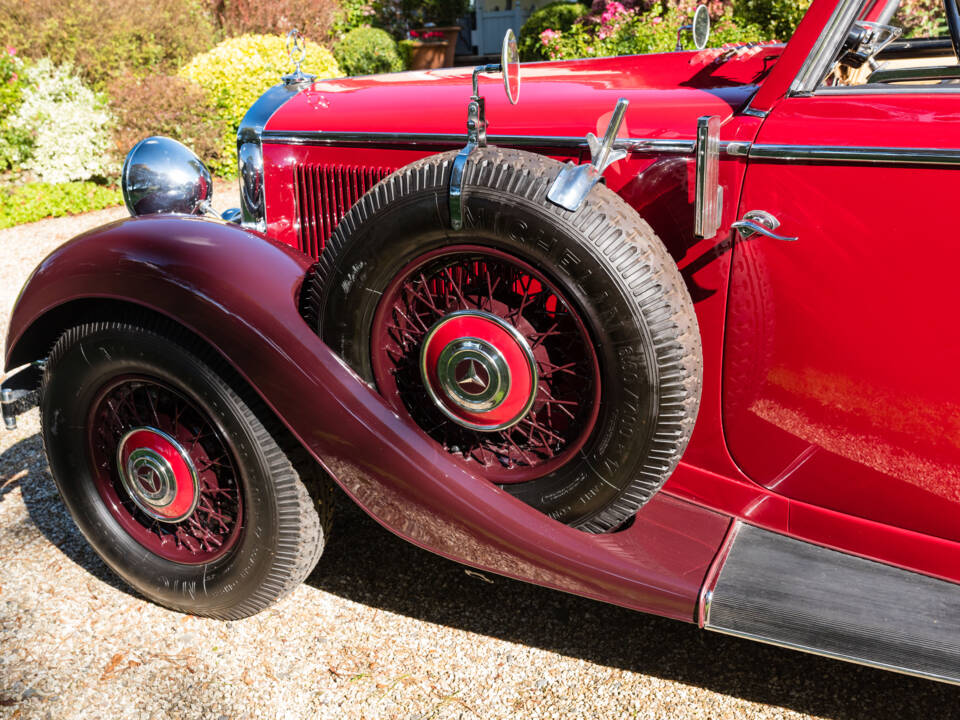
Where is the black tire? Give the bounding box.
[40,317,333,619]
[303,147,701,533]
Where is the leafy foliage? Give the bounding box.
[0,0,216,89]
[108,73,223,169]
[334,26,404,75]
[180,34,342,177]
[333,0,467,38]
[12,59,115,183]
[732,0,809,41]
[0,47,31,171]
[0,181,121,229]
[540,1,766,60]
[519,2,589,60]
[898,0,944,38]
[206,0,340,42]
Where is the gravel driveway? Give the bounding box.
[2,190,959,720]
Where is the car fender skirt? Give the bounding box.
[5,215,728,620]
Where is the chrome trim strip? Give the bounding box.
[791,0,862,94]
[237,82,311,231]
[749,143,960,165]
[815,84,960,95]
[867,63,960,84]
[261,130,696,154]
[708,625,960,686]
[740,106,768,118]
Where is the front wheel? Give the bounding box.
[304,147,703,533]
[40,318,332,619]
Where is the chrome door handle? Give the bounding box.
[731,210,798,242]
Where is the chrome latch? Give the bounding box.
[732,210,798,242]
[694,115,723,239]
[546,98,629,212]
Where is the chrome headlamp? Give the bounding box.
[121,136,214,217]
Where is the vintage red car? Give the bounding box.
[4,0,960,684]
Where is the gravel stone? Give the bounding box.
[3,187,960,719]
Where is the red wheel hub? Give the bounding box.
[421,310,537,431]
[116,427,199,523]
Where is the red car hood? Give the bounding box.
[266,46,783,141]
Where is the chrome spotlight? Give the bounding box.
[122,136,214,217]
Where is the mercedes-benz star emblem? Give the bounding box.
[136,466,161,495]
[456,358,490,396]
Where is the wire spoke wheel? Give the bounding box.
[89,377,243,564]
[310,147,702,531]
[372,246,601,484]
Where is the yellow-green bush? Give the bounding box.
[180,35,342,177]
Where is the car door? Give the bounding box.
[723,15,960,542]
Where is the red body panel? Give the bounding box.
[9,0,960,629]
[726,93,960,543]
[250,0,960,587]
[5,216,728,621]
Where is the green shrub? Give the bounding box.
[0,181,121,229]
[0,0,217,89]
[732,0,809,41]
[0,47,30,171]
[334,27,404,76]
[180,34,342,178]
[108,73,223,170]
[13,59,115,183]
[519,2,588,60]
[541,2,766,60]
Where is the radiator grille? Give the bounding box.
[293,164,393,259]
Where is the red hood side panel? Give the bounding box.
[266,49,783,140]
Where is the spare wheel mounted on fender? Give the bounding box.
[302,147,703,533]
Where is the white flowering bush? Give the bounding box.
[13,59,116,182]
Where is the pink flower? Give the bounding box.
[540,28,560,46]
[600,1,627,24]
[5,46,15,56]
[651,16,662,24]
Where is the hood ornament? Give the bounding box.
[283,29,315,86]
[449,29,521,230]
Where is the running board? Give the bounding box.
[704,522,960,684]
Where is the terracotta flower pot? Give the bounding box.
[405,40,450,70]
[432,25,462,66]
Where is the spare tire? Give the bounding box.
[301,147,701,533]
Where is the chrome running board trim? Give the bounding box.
[705,522,960,685]
[261,130,695,155]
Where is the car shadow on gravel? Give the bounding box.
[8,431,959,720]
[309,490,960,720]
[3,433,142,597]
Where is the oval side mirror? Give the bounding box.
[692,5,711,50]
[502,28,520,105]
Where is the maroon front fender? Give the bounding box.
[5,215,728,621]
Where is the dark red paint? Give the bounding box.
[8,0,960,630]
[5,216,728,620]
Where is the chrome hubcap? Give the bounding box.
[116,427,200,523]
[437,338,510,412]
[420,310,537,432]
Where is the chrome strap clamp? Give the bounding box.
[546,98,629,212]
[450,63,501,230]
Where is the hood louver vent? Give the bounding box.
[294,164,394,258]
